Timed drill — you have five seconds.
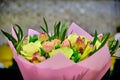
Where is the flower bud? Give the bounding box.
[39,32,48,42]
[61,39,70,47]
[75,36,85,53]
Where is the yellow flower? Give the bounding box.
[20,42,40,60]
[67,33,78,46]
[0,45,13,68]
[80,42,94,60]
[49,47,73,59]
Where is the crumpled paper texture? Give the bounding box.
[8,23,111,80]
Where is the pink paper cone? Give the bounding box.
[8,23,111,80]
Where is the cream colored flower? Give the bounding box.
[20,42,40,60]
[80,42,94,60]
[67,33,78,46]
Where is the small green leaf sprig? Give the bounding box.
[108,38,119,56]
[40,18,68,42]
[1,24,24,54]
[91,31,110,53]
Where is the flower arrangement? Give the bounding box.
[1,18,119,80]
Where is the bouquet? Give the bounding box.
[1,18,119,80]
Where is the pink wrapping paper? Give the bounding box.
[8,23,111,80]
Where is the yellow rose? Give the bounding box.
[20,42,40,60]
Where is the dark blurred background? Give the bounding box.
[0,0,120,80]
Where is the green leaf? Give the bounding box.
[73,52,79,62]
[91,31,98,45]
[55,43,60,49]
[16,37,24,54]
[43,17,48,34]
[40,25,47,33]
[60,24,68,42]
[54,22,57,37]
[53,21,61,39]
[29,34,38,43]
[110,40,119,56]
[68,40,73,49]
[1,30,17,47]
[13,26,20,41]
[12,24,23,42]
[49,35,56,41]
[109,40,114,50]
[15,24,23,40]
[98,33,110,50]
[56,21,61,38]
[40,48,46,56]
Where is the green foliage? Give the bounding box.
[109,40,119,56]
[1,30,17,47]
[91,31,110,53]
[29,34,38,43]
[91,31,98,45]
[59,24,68,42]
[71,50,81,63]
[1,24,24,54]
[14,24,23,41]
[40,48,46,56]
[40,18,69,42]
[40,17,49,37]
[98,33,110,50]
